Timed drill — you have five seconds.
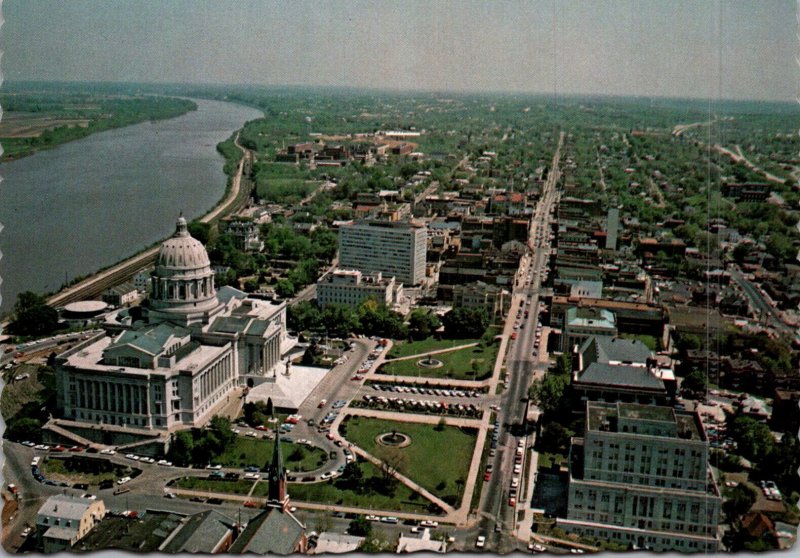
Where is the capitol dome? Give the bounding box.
[156,217,211,270]
[148,216,221,326]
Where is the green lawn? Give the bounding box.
[216,437,328,472]
[387,337,480,359]
[341,416,477,507]
[380,341,499,381]
[172,477,255,495]
[41,456,131,484]
[277,460,439,514]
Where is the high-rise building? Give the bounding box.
[559,401,721,553]
[338,220,427,285]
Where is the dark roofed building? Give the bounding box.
[228,509,306,555]
[160,510,236,554]
[572,336,675,408]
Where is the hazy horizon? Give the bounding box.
[1,1,797,103]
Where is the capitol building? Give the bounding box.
[52,217,294,446]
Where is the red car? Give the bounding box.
[244,501,258,508]
[51,445,65,452]
[508,497,516,507]
[68,446,83,452]
[255,425,268,431]
[484,471,492,482]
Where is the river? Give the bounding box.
[0,98,264,315]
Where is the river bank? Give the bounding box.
[0,98,264,316]
[0,95,197,162]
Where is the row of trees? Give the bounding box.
[166,416,238,467]
[289,299,490,342]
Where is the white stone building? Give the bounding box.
[54,217,292,435]
[338,219,427,285]
[559,401,721,553]
[316,269,402,309]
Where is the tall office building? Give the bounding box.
[338,220,427,285]
[559,401,721,553]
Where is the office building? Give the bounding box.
[338,220,427,285]
[316,269,402,309]
[559,401,721,553]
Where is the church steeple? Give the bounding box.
[267,433,288,510]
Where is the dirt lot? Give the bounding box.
[0,113,89,138]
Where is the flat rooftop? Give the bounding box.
[587,402,703,441]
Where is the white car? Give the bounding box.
[206,464,222,470]
[140,457,155,464]
[21,441,35,447]
[117,476,131,485]
[125,454,139,461]
[157,459,173,467]
[100,449,116,455]
[81,493,97,500]
[244,472,261,480]
[320,471,334,480]
[246,431,257,437]
[420,520,439,528]
[30,456,40,467]
[476,536,486,548]
[365,515,380,522]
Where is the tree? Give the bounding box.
[167,431,195,467]
[339,462,363,489]
[322,303,359,338]
[728,415,775,462]
[208,416,236,451]
[275,278,296,299]
[408,309,441,341]
[188,221,212,244]
[348,517,372,538]
[723,483,757,523]
[530,373,570,415]
[676,333,702,353]
[378,446,407,483]
[5,417,43,443]
[682,369,708,396]
[10,291,59,336]
[441,307,489,339]
[288,300,323,332]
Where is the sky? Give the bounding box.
[1,0,796,102]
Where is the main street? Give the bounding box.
[476,132,564,552]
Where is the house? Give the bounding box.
[311,532,364,554]
[36,495,106,553]
[396,528,446,553]
[102,282,139,307]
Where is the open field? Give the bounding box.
[341,416,477,507]
[216,437,328,473]
[380,342,498,381]
[386,337,480,359]
[278,460,436,514]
